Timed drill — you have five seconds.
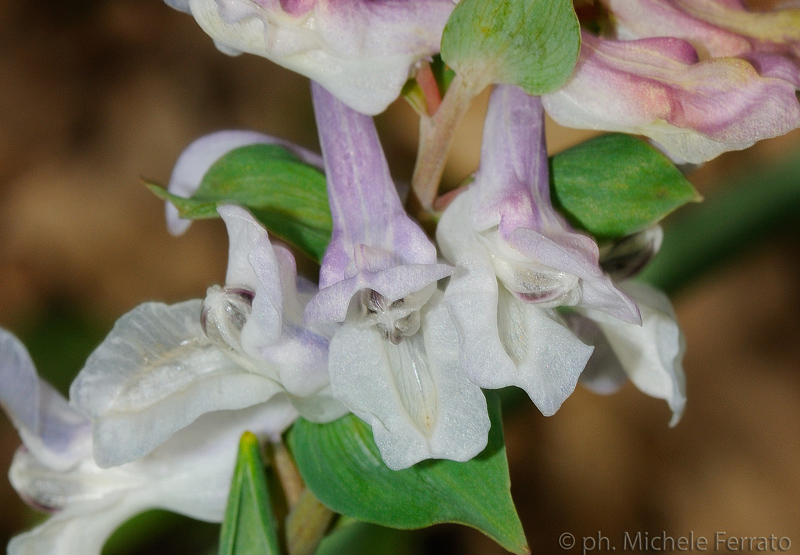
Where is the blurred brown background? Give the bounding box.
[1,1,799,553]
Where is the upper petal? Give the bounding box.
[181,0,455,114]
[306,82,451,323]
[542,33,800,163]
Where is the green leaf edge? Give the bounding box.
[218,431,281,555]
[288,393,529,555]
[441,0,581,96]
[551,133,701,239]
[145,143,333,263]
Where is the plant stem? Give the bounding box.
[271,438,304,508]
[410,72,482,212]
[285,489,336,555]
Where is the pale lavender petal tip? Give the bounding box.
[0,329,91,471]
[309,82,449,322]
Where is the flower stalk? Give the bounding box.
[410,72,482,212]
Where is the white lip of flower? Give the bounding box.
[353,283,437,345]
[572,280,687,426]
[480,230,581,307]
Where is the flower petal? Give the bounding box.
[542,33,800,163]
[455,85,640,323]
[69,300,283,467]
[438,193,593,416]
[305,82,451,324]
[576,281,687,426]
[328,291,489,470]
[8,399,297,555]
[177,0,455,114]
[165,131,322,235]
[0,329,91,471]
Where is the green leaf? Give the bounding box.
[148,144,332,263]
[550,134,701,239]
[219,432,280,555]
[288,393,529,555]
[441,0,580,95]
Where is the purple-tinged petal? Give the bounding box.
[0,329,91,472]
[305,82,451,324]
[438,192,593,416]
[601,0,800,88]
[175,0,455,114]
[673,0,800,47]
[466,85,639,323]
[165,131,322,236]
[602,0,752,58]
[543,33,800,163]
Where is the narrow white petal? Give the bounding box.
[581,282,687,425]
[0,329,91,471]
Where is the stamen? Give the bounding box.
[357,286,434,344]
[201,285,255,359]
[488,252,580,307]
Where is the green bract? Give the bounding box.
[288,393,529,554]
[218,432,281,555]
[440,0,580,95]
[148,144,332,263]
[551,134,700,238]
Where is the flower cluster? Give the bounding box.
[3,0,799,552]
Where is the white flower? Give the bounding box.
[437,85,640,416]
[305,82,490,470]
[70,204,345,468]
[0,327,297,555]
[569,280,687,426]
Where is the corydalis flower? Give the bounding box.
[305,82,489,470]
[569,280,687,426]
[542,32,800,163]
[70,204,344,468]
[602,0,800,74]
[437,85,639,416]
[0,328,296,555]
[164,0,455,115]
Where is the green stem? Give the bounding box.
[410,72,483,212]
[285,488,336,555]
